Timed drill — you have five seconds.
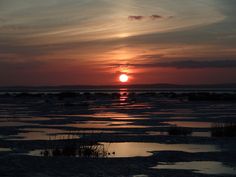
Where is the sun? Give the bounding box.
[119,74,129,83]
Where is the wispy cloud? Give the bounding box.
[156,60,236,68]
[111,60,236,69]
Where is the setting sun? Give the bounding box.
[119,74,129,83]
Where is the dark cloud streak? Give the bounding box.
[150,14,163,20]
[128,14,164,21]
[112,60,236,69]
[128,16,145,21]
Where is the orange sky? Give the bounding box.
[0,0,236,86]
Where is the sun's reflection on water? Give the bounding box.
[119,88,129,103]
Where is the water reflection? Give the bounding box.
[147,131,211,137]
[119,88,129,103]
[164,121,212,128]
[62,111,149,129]
[28,142,220,158]
[82,112,132,119]
[153,161,236,175]
[9,128,68,140]
[8,128,121,141]
[91,112,146,120]
[101,142,219,158]
[0,121,37,127]
[65,121,148,129]
[67,112,145,120]
[0,148,11,152]
[192,131,211,137]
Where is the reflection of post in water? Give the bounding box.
[119,88,129,103]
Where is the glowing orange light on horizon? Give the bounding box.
[119,74,129,83]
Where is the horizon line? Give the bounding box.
[1,83,236,88]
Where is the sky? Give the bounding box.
[0,0,236,86]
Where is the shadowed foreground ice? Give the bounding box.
[0,89,236,177]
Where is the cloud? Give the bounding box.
[150,15,163,20]
[128,16,145,21]
[155,60,236,68]
[128,14,164,21]
[111,60,236,69]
